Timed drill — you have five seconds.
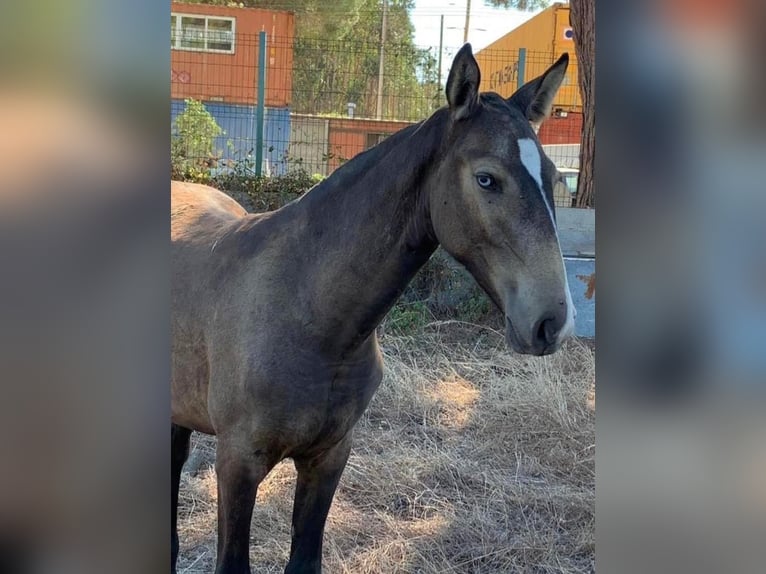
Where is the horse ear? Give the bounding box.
[446,44,481,120]
[508,53,569,133]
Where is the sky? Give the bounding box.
[409,0,541,57]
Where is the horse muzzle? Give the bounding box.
[505,309,569,356]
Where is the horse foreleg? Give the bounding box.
[284,436,352,574]
[171,423,192,574]
[214,439,276,574]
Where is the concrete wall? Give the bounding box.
[288,115,329,175]
[557,207,595,258]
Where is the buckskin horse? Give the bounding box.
[172,45,574,574]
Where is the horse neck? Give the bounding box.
[296,110,448,353]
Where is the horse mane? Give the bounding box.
[302,107,450,201]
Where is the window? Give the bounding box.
[171,13,235,54]
[563,173,578,195]
[365,133,390,150]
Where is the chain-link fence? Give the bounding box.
[171,32,583,207]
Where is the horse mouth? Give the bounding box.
[505,316,557,356]
[504,317,526,353]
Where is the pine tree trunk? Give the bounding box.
[570,0,595,208]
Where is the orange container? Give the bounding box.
[171,2,295,107]
[326,117,416,172]
[474,3,581,112]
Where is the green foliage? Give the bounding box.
[383,301,431,335]
[482,0,549,9]
[387,250,499,329]
[212,148,263,195]
[290,0,439,120]
[456,295,492,322]
[189,0,441,120]
[204,149,320,212]
[171,98,224,182]
[258,169,319,196]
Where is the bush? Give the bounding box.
[212,152,322,213]
[258,169,319,196]
[381,301,431,335]
[172,99,224,182]
[394,250,499,326]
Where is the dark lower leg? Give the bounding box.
[171,424,192,574]
[285,438,352,574]
[214,441,275,574]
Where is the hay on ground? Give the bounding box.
[177,323,595,573]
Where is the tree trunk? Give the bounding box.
[570,0,595,208]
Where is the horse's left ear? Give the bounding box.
[446,44,481,120]
[508,53,569,133]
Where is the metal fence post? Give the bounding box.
[255,30,267,177]
[517,47,526,90]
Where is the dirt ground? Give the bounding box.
[176,322,595,573]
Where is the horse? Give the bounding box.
[171,44,574,574]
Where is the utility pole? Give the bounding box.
[376,0,388,120]
[463,0,471,43]
[437,15,444,91]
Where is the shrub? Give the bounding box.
[395,250,499,325]
[382,301,431,335]
[172,99,224,182]
[211,151,322,213]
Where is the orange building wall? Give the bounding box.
[326,118,416,172]
[171,2,294,107]
[474,3,581,112]
[323,111,580,173]
[538,111,582,145]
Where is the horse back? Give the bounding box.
[171,180,247,242]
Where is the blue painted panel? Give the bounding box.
[262,107,291,176]
[171,100,291,176]
[564,257,595,338]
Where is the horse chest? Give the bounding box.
[317,375,379,446]
[286,346,384,453]
[326,373,379,430]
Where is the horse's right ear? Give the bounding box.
[446,44,481,120]
[508,53,569,133]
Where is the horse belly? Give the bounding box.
[171,335,215,434]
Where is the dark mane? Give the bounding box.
[233,110,448,252]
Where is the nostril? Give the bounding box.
[534,316,560,347]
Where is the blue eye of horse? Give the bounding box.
[476,174,495,189]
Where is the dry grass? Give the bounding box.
[177,323,595,573]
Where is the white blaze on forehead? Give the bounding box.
[517,138,576,342]
[518,137,543,189]
[517,137,555,223]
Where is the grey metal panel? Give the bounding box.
[288,115,330,176]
